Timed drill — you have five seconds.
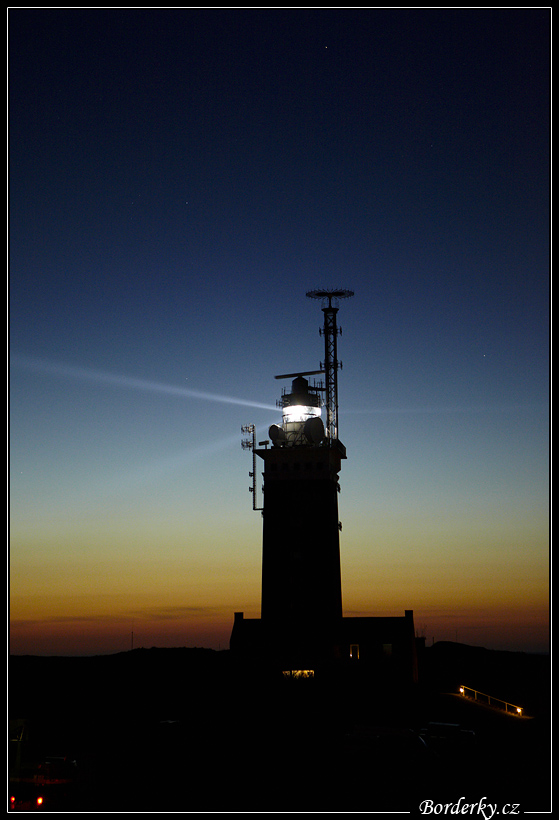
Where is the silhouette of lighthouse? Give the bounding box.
[234,290,353,670]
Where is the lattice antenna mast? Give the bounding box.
[306,289,354,442]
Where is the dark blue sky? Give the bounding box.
[10,9,549,654]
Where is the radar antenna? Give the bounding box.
[306,289,354,442]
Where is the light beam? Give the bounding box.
[11,354,277,412]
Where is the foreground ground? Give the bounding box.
[9,642,551,814]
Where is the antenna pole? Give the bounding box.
[241,424,263,510]
[306,289,353,442]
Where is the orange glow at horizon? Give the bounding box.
[10,495,549,656]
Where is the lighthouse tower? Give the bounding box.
[236,290,353,670]
[257,376,345,668]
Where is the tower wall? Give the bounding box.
[256,443,345,667]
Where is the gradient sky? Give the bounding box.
[9,8,549,656]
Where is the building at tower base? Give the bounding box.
[230,610,418,685]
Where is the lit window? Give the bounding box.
[282,669,315,679]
